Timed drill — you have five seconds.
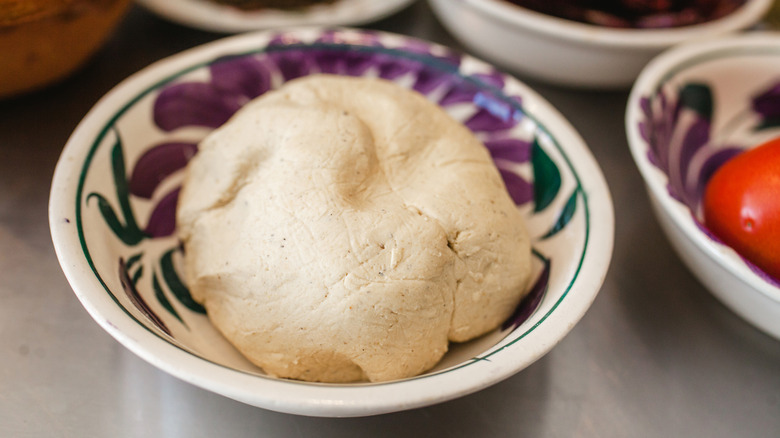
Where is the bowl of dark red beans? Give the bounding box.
[428,0,772,88]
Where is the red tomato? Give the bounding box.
[703,137,780,281]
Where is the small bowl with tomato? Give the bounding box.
[626,33,780,340]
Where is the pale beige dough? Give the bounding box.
[177,74,532,382]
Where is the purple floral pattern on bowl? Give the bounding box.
[639,79,780,212]
[77,29,594,378]
[638,74,780,283]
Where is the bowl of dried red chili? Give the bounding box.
[429,0,771,88]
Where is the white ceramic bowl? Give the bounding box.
[626,32,780,339]
[429,0,772,89]
[50,28,614,417]
[137,0,416,33]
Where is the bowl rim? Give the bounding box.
[457,0,772,49]
[136,0,416,33]
[49,27,614,417]
[626,32,780,305]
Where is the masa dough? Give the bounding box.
[177,74,532,382]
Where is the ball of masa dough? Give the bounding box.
[177,74,532,382]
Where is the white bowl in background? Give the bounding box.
[429,0,772,89]
[626,32,780,339]
[137,0,416,33]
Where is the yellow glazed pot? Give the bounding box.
[0,0,131,98]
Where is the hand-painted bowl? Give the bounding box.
[50,28,614,417]
[136,0,416,33]
[626,33,780,340]
[429,0,772,89]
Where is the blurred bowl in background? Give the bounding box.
[0,0,131,99]
[136,0,416,33]
[626,32,780,339]
[428,0,772,89]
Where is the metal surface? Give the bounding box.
[1,2,779,436]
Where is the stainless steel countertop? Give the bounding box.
[2,2,779,436]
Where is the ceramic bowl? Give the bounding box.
[136,0,416,33]
[626,33,780,340]
[0,0,132,98]
[50,28,614,417]
[428,0,772,89]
